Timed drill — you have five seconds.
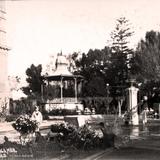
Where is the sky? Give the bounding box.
[5,0,160,77]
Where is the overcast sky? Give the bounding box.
[5,0,160,77]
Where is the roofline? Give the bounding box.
[42,74,84,81]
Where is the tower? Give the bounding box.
[0,0,10,112]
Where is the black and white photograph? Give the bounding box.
[1,0,160,159]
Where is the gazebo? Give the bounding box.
[43,53,84,112]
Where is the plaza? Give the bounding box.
[2,0,160,159]
[0,118,160,159]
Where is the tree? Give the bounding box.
[22,64,43,99]
[108,17,134,95]
[67,52,79,73]
[132,31,160,95]
[44,55,56,75]
[83,77,107,97]
[8,76,21,92]
[134,31,160,81]
[73,48,111,97]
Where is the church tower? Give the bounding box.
[0,0,10,111]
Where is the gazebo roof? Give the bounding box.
[44,54,83,81]
[44,74,83,81]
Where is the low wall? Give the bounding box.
[44,103,83,112]
[64,114,118,127]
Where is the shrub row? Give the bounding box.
[50,123,104,150]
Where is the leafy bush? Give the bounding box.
[12,115,38,135]
[51,123,67,133]
[48,109,77,116]
[51,123,103,150]
[5,115,19,122]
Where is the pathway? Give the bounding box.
[0,119,160,159]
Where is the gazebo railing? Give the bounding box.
[46,97,81,104]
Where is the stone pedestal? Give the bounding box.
[64,115,106,127]
[130,126,139,139]
[126,86,139,125]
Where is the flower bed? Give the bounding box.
[0,136,64,159]
[50,123,104,150]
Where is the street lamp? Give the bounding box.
[106,83,110,114]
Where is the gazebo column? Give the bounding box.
[74,78,78,103]
[41,84,44,101]
[47,80,50,99]
[60,77,63,102]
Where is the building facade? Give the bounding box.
[0,1,10,112]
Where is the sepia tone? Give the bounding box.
[1,0,160,160]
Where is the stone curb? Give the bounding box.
[82,148,114,160]
[134,145,160,151]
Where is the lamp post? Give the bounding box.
[41,84,44,102]
[106,83,110,114]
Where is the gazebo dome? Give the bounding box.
[53,54,73,76]
[45,53,83,80]
[56,54,68,65]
